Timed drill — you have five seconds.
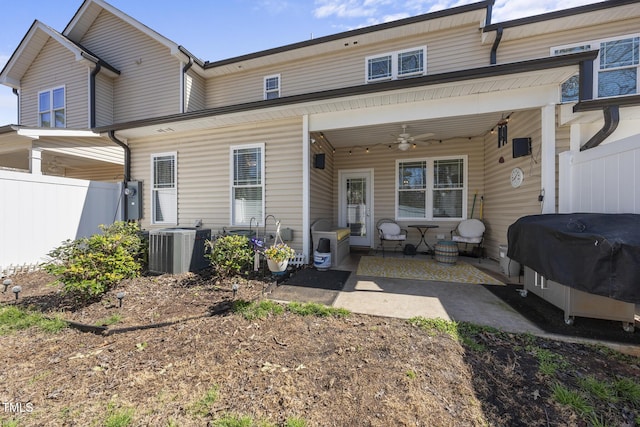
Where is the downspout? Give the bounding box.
[109,130,130,220]
[580,105,619,151]
[485,1,494,26]
[109,130,130,183]
[12,89,19,124]
[181,58,193,113]
[490,26,503,65]
[89,63,101,128]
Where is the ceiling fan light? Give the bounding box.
[398,142,410,151]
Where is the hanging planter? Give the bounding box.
[264,242,296,273]
[266,258,289,272]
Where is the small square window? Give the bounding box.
[368,55,392,81]
[398,49,424,76]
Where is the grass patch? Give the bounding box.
[232,300,284,320]
[408,317,459,340]
[552,383,594,416]
[103,406,134,427]
[96,313,122,326]
[528,346,568,376]
[579,376,618,403]
[407,317,500,351]
[286,302,349,317]
[190,386,220,417]
[212,414,254,427]
[285,417,308,427]
[232,300,349,320]
[614,377,640,405]
[0,306,67,335]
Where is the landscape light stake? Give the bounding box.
[3,279,11,293]
[116,292,125,308]
[232,283,239,299]
[12,285,21,301]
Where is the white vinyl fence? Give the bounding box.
[0,171,122,273]
[559,134,640,214]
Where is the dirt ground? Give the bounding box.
[1,269,639,426]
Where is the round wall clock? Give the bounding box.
[510,167,524,188]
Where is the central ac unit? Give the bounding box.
[148,228,211,274]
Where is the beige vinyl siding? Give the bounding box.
[332,136,484,249]
[481,109,542,260]
[79,10,181,122]
[20,39,88,128]
[496,17,640,64]
[63,164,123,182]
[185,69,206,112]
[310,139,335,223]
[130,117,305,251]
[207,24,488,108]
[95,73,114,127]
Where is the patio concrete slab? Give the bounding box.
[332,274,543,334]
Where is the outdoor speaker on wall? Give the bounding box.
[512,138,532,158]
[314,153,325,169]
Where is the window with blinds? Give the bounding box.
[232,144,264,225]
[396,156,466,221]
[151,153,177,224]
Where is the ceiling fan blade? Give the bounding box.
[411,132,435,140]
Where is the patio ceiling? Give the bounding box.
[315,112,505,149]
[0,127,124,172]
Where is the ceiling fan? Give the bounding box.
[392,125,434,151]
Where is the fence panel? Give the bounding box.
[0,171,122,273]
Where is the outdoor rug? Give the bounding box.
[283,268,352,291]
[484,283,640,345]
[356,256,503,285]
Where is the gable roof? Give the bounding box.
[0,20,119,89]
[63,0,186,59]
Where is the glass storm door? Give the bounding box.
[339,170,373,247]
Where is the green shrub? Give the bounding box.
[44,221,144,299]
[206,235,254,278]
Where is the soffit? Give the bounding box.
[0,128,123,165]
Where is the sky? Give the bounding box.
[0,0,604,126]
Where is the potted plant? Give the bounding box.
[264,243,296,272]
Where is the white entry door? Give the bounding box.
[339,169,373,247]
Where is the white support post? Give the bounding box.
[302,115,311,264]
[540,103,556,214]
[30,147,42,175]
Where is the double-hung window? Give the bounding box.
[554,34,639,102]
[396,156,466,221]
[264,74,280,100]
[231,144,264,226]
[366,46,426,82]
[38,86,65,128]
[151,152,177,225]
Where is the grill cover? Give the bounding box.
[507,213,640,304]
